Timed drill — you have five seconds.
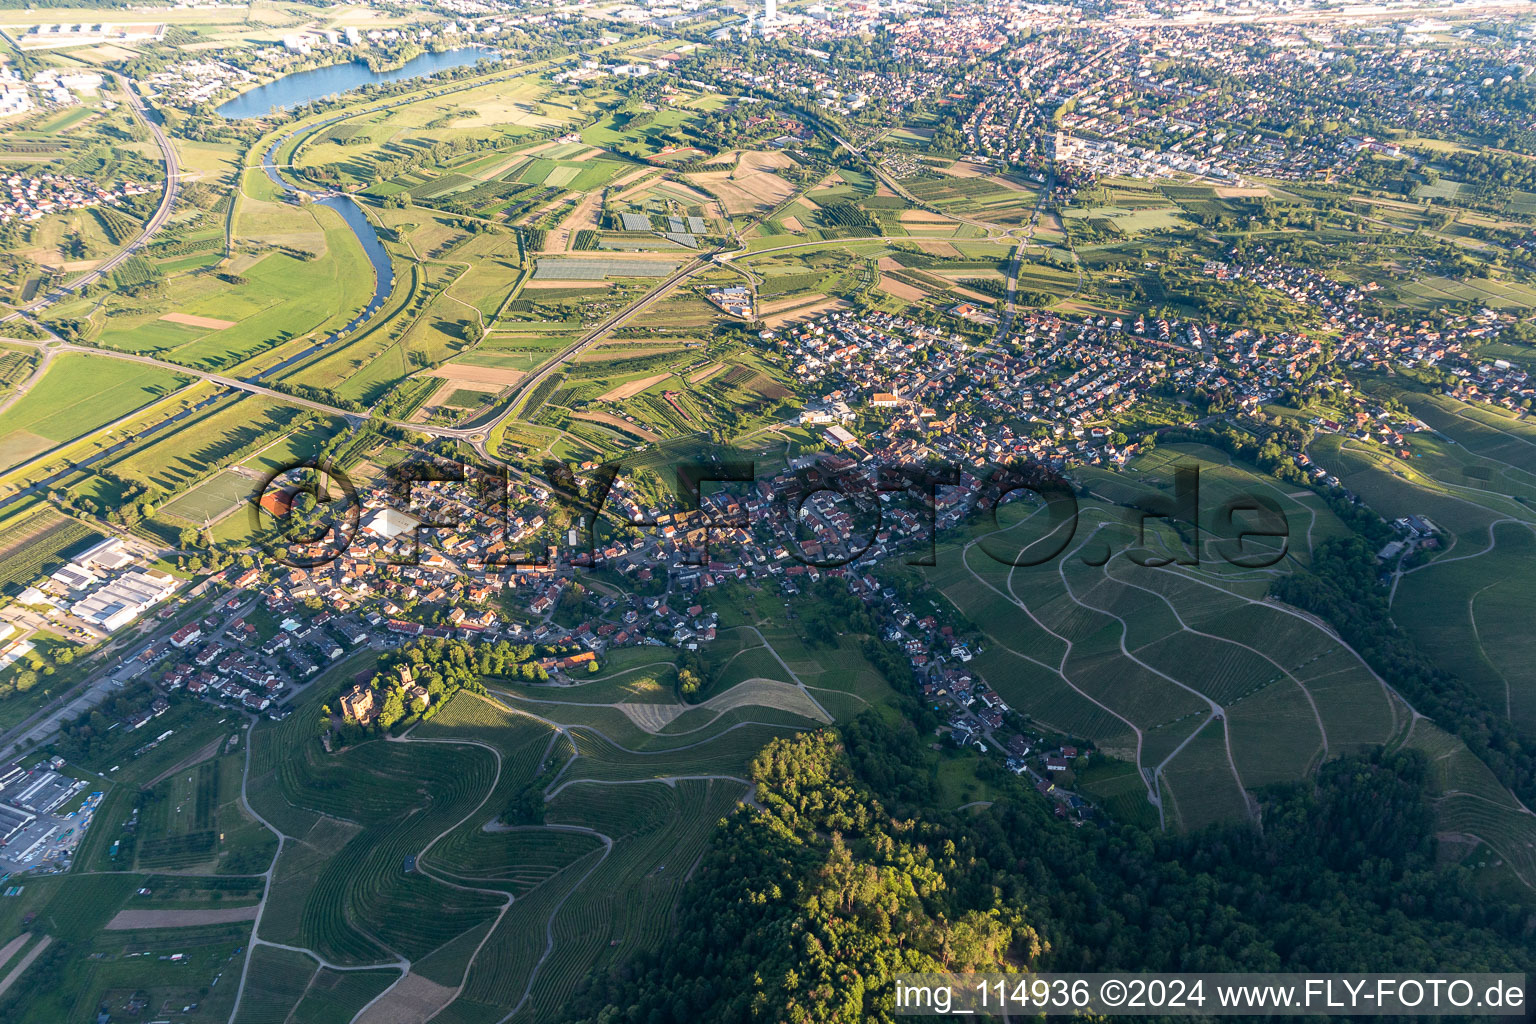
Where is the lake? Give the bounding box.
[216,46,491,119]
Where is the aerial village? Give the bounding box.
[17,239,1521,825]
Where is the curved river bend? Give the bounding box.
[0,51,496,510]
[252,132,393,382]
[238,48,499,381]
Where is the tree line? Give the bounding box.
[558,714,1534,1024]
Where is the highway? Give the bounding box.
[1,73,181,322]
[3,340,365,418]
[0,255,722,497]
[0,338,370,513]
[0,54,718,747]
[0,251,718,470]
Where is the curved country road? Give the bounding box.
[1,73,181,323]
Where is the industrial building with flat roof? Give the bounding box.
[0,804,36,845]
[75,537,136,571]
[0,768,82,815]
[71,568,178,632]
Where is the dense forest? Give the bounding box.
[561,715,1534,1024]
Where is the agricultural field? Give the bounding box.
[0,708,264,1024]
[0,506,100,591]
[293,74,586,193]
[898,168,1040,223]
[514,344,793,456]
[88,204,375,374]
[0,349,36,395]
[0,354,191,474]
[685,150,799,217]
[1301,387,1536,737]
[7,11,1536,1022]
[217,672,798,1023]
[918,446,1407,829]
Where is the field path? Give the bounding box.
[498,824,613,1023]
[143,735,224,788]
[1101,557,1332,760]
[223,671,794,1023]
[1060,533,1262,819]
[547,167,651,253]
[1331,438,1532,531]
[1391,518,1530,608]
[1061,551,1255,820]
[953,537,1154,807]
[351,734,517,1024]
[729,625,834,722]
[226,714,409,1024]
[1467,581,1514,722]
[497,638,831,740]
[388,711,623,1024]
[491,776,754,1022]
[1150,561,1408,726]
[0,936,51,998]
[376,705,766,1024]
[953,501,1325,825]
[542,773,751,801]
[0,932,30,974]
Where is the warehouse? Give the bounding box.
[0,804,36,845]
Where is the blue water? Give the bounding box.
[216,46,490,119]
[251,128,394,382]
[0,51,491,512]
[0,126,400,511]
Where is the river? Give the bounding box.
[226,45,512,382]
[0,56,498,511]
[215,46,491,119]
[0,130,386,512]
[251,128,394,382]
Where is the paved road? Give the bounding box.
[823,124,1065,342]
[1,73,180,323]
[0,591,255,762]
[1,256,724,461]
[2,339,364,420]
[440,121,852,466]
[827,129,1002,232]
[456,254,715,457]
[0,63,796,498]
